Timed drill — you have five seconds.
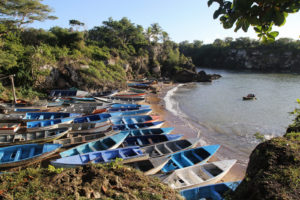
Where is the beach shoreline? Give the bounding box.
[144,82,246,182]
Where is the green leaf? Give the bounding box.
[242,21,250,32]
[234,19,243,32]
[269,31,279,38]
[213,8,223,19]
[207,0,215,7]
[274,10,286,26]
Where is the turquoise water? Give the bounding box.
[165,69,300,164]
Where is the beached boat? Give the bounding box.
[180,181,241,200]
[129,88,147,94]
[114,93,146,97]
[0,143,62,168]
[110,104,150,109]
[60,103,112,114]
[161,145,220,173]
[51,146,148,168]
[14,108,42,112]
[141,138,199,158]
[121,134,183,147]
[47,101,64,107]
[69,121,112,133]
[127,156,171,175]
[70,96,95,102]
[23,112,81,121]
[242,93,256,100]
[59,131,129,157]
[162,160,237,190]
[49,90,89,97]
[53,130,115,148]
[112,121,165,131]
[125,127,174,137]
[26,118,74,132]
[95,96,145,104]
[100,96,145,102]
[0,128,71,146]
[127,83,150,89]
[109,108,152,116]
[0,123,21,134]
[73,113,111,124]
[110,115,160,125]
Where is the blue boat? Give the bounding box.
[73,113,112,123]
[70,97,95,102]
[110,104,150,109]
[24,112,81,120]
[51,146,147,168]
[161,145,220,173]
[59,131,130,158]
[112,121,165,131]
[127,83,150,89]
[122,134,183,147]
[14,108,41,112]
[47,101,64,107]
[108,109,152,116]
[50,90,77,97]
[107,107,144,112]
[26,118,74,132]
[0,143,62,168]
[110,115,159,125]
[125,127,174,137]
[180,181,241,200]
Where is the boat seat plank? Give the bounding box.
[163,144,173,153]
[147,138,154,144]
[177,173,190,185]
[118,150,126,158]
[154,146,164,155]
[28,147,35,157]
[88,144,97,152]
[188,170,204,184]
[14,148,22,161]
[136,138,144,146]
[0,151,4,161]
[191,151,203,161]
[171,158,184,169]
[181,154,195,166]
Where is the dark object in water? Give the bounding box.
[243,94,256,100]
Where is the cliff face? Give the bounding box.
[212,49,300,72]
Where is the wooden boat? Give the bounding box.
[162,160,237,190]
[14,108,41,112]
[69,121,112,133]
[114,93,146,97]
[26,118,74,132]
[91,90,118,97]
[24,112,81,121]
[110,103,150,109]
[125,127,174,137]
[127,156,171,175]
[73,113,111,124]
[106,109,152,116]
[127,83,150,89]
[180,181,241,200]
[59,131,130,157]
[0,123,21,134]
[112,121,165,131]
[243,93,256,100]
[70,96,95,102]
[0,127,71,146]
[53,130,115,148]
[100,96,145,102]
[0,143,62,168]
[129,88,147,94]
[121,134,183,147]
[50,90,89,97]
[51,146,148,168]
[94,96,145,104]
[141,138,199,158]
[47,101,64,107]
[110,115,160,125]
[161,145,220,173]
[60,103,112,114]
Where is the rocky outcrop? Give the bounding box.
[172,69,221,83]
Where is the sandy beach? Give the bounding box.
[143,83,246,182]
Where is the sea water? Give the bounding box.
[164,68,300,165]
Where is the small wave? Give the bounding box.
[163,84,183,117]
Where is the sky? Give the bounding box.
[31,0,300,44]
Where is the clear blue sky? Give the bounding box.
[32,0,300,44]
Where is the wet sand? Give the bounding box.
[143,83,246,182]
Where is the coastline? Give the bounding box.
[144,82,246,182]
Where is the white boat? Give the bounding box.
[162,160,237,190]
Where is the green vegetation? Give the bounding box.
[207,0,300,41]
[0,164,183,200]
[0,1,192,100]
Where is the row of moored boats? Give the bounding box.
[0,81,241,200]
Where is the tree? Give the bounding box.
[208,0,300,42]
[0,0,57,29]
[69,19,85,31]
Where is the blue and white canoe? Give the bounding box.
[121,134,183,147]
[161,145,220,173]
[51,146,148,168]
[110,115,159,125]
[112,121,165,131]
[0,143,62,168]
[180,181,241,200]
[125,127,174,137]
[47,101,64,107]
[14,108,41,112]
[59,131,130,158]
[70,96,95,102]
[73,113,112,124]
[24,112,81,121]
[110,104,150,109]
[109,108,152,116]
[26,118,74,132]
[107,107,144,112]
[50,90,89,97]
